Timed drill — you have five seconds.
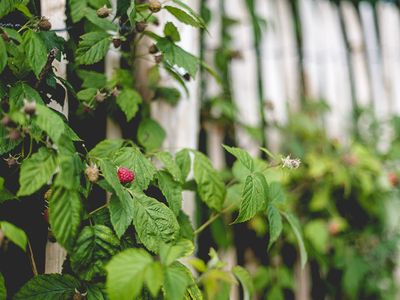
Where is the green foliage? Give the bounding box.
[0,221,27,251]
[0,273,6,300]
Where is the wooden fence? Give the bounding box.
[41,0,400,299]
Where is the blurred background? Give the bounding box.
[192,0,400,299]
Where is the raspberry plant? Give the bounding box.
[0,1,306,299]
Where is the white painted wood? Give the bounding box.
[377,2,400,115]
[318,1,352,140]
[340,1,371,108]
[41,0,68,274]
[226,0,260,157]
[359,2,387,117]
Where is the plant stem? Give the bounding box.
[194,203,236,235]
[27,240,38,276]
[89,203,108,215]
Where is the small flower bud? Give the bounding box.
[148,44,159,54]
[38,18,52,31]
[149,0,162,13]
[8,128,21,141]
[23,101,36,116]
[95,90,107,103]
[281,155,301,169]
[112,38,122,48]
[154,54,163,64]
[97,5,111,18]
[85,164,100,183]
[135,21,147,32]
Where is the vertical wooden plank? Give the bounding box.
[377,2,400,115]
[149,1,200,224]
[359,2,387,117]
[40,0,68,274]
[317,1,352,140]
[340,1,371,108]
[225,0,260,157]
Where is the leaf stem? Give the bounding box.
[27,239,38,276]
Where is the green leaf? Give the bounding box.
[49,187,82,249]
[109,193,134,238]
[0,37,7,73]
[70,0,88,22]
[132,193,180,253]
[89,139,124,159]
[113,147,156,190]
[116,88,142,121]
[155,151,182,183]
[0,125,20,155]
[106,248,153,300]
[14,274,79,300]
[76,31,111,65]
[35,104,67,143]
[127,1,136,27]
[223,145,254,172]
[232,266,254,300]
[86,283,108,300]
[304,219,329,254]
[177,211,194,241]
[282,212,307,268]
[193,151,226,211]
[154,87,181,105]
[233,172,267,224]
[0,221,27,251]
[0,273,6,300]
[71,225,120,280]
[156,38,199,78]
[165,6,203,28]
[77,88,97,102]
[164,21,181,42]
[17,147,57,197]
[175,149,191,183]
[22,30,47,78]
[267,204,282,249]
[164,262,192,300]
[9,82,43,111]
[144,262,164,298]
[156,171,182,216]
[54,153,82,190]
[268,182,285,204]
[77,69,107,89]
[0,0,24,18]
[172,0,207,28]
[159,239,194,266]
[137,119,166,151]
[88,0,111,8]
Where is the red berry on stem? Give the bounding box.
[388,171,398,187]
[117,167,135,184]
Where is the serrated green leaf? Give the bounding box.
[232,266,254,300]
[0,221,27,251]
[193,151,225,211]
[113,147,156,190]
[164,262,192,300]
[156,171,182,216]
[267,204,282,249]
[49,187,82,249]
[177,211,194,241]
[156,38,199,78]
[116,88,142,121]
[86,283,108,300]
[76,31,111,65]
[9,82,43,111]
[156,151,182,183]
[159,239,194,266]
[137,118,166,151]
[70,0,88,23]
[71,225,120,281]
[106,248,153,300]
[172,0,207,28]
[77,69,107,89]
[164,21,180,42]
[77,88,97,102]
[165,6,203,28]
[223,145,254,172]
[144,262,164,298]
[22,30,47,78]
[38,31,65,60]
[175,149,191,183]
[154,86,181,105]
[268,182,285,204]
[35,104,67,143]
[89,139,124,159]
[132,193,180,253]
[0,37,7,73]
[127,1,136,27]
[109,193,134,237]
[14,274,79,300]
[88,0,111,8]
[54,153,82,190]
[0,125,20,155]
[0,273,6,300]
[17,147,57,196]
[282,212,307,268]
[233,172,267,224]
[0,0,24,18]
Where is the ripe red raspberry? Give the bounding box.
[117,167,135,184]
[388,171,398,187]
